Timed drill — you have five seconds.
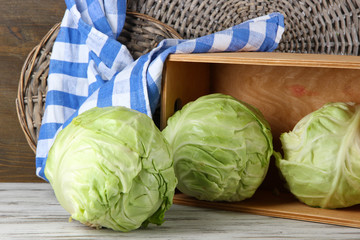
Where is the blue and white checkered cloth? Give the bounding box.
[36,0,285,180]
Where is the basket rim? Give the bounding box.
[16,23,61,153]
[128,11,182,39]
[16,11,182,154]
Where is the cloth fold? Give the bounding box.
[36,0,285,180]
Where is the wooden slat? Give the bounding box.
[168,52,360,69]
[2,183,360,238]
[173,192,360,229]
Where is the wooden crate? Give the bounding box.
[160,52,360,228]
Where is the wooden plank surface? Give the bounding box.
[1,182,360,239]
[0,0,65,182]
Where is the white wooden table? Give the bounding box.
[1,183,360,239]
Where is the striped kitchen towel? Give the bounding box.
[36,0,285,180]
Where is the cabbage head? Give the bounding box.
[45,106,177,232]
[162,93,273,202]
[276,102,360,209]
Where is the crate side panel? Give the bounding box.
[210,64,360,142]
[160,61,211,129]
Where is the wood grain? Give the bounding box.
[211,64,360,141]
[173,191,360,229]
[167,52,360,69]
[2,183,360,239]
[0,0,65,182]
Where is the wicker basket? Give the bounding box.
[17,0,360,153]
[128,0,360,55]
[15,11,182,153]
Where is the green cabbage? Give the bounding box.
[45,106,177,232]
[276,102,360,208]
[162,93,273,202]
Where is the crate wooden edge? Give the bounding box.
[173,192,360,229]
[167,52,360,69]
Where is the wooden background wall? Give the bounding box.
[1,1,66,182]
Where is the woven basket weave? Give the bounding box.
[17,0,360,153]
[16,11,182,153]
[128,0,360,55]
